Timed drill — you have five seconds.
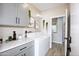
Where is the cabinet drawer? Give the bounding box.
[16,46,34,56]
[0,41,34,56]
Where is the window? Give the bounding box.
[52,18,57,33]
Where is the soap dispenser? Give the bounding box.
[13,31,16,40]
[0,38,3,43]
[25,30,27,38]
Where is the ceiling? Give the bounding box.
[31,3,67,11]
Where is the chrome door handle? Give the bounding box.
[64,37,68,40]
[69,36,72,43]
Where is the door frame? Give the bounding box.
[51,15,66,44]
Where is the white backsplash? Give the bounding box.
[0,27,37,41]
[0,27,26,41]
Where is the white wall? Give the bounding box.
[38,17,52,48]
[70,3,79,56]
[41,4,68,18]
[41,4,68,44]
[28,4,41,17]
[0,27,26,41]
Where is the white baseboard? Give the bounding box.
[53,41,63,44]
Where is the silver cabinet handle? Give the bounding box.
[18,17,20,24]
[20,47,27,51]
[19,18,20,24]
[16,17,18,24]
[16,17,20,24]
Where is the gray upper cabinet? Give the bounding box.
[0,3,29,26]
[17,4,29,26]
[0,3,17,25]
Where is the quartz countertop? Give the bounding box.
[0,37,33,53]
[0,32,49,53]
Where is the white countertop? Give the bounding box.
[0,37,33,53]
[0,32,49,53]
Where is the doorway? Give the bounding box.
[51,16,65,44]
[47,16,65,56]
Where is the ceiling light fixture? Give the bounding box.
[23,3,29,9]
[36,14,41,17]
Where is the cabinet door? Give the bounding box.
[16,51,27,56]
[0,3,17,25]
[26,46,34,56]
[17,4,29,26]
[16,41,34,56]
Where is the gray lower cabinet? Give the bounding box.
[0,41,34,56]
[16,46,34,56]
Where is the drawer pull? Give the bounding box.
[16,17,18,24]
[20,47,27,51]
